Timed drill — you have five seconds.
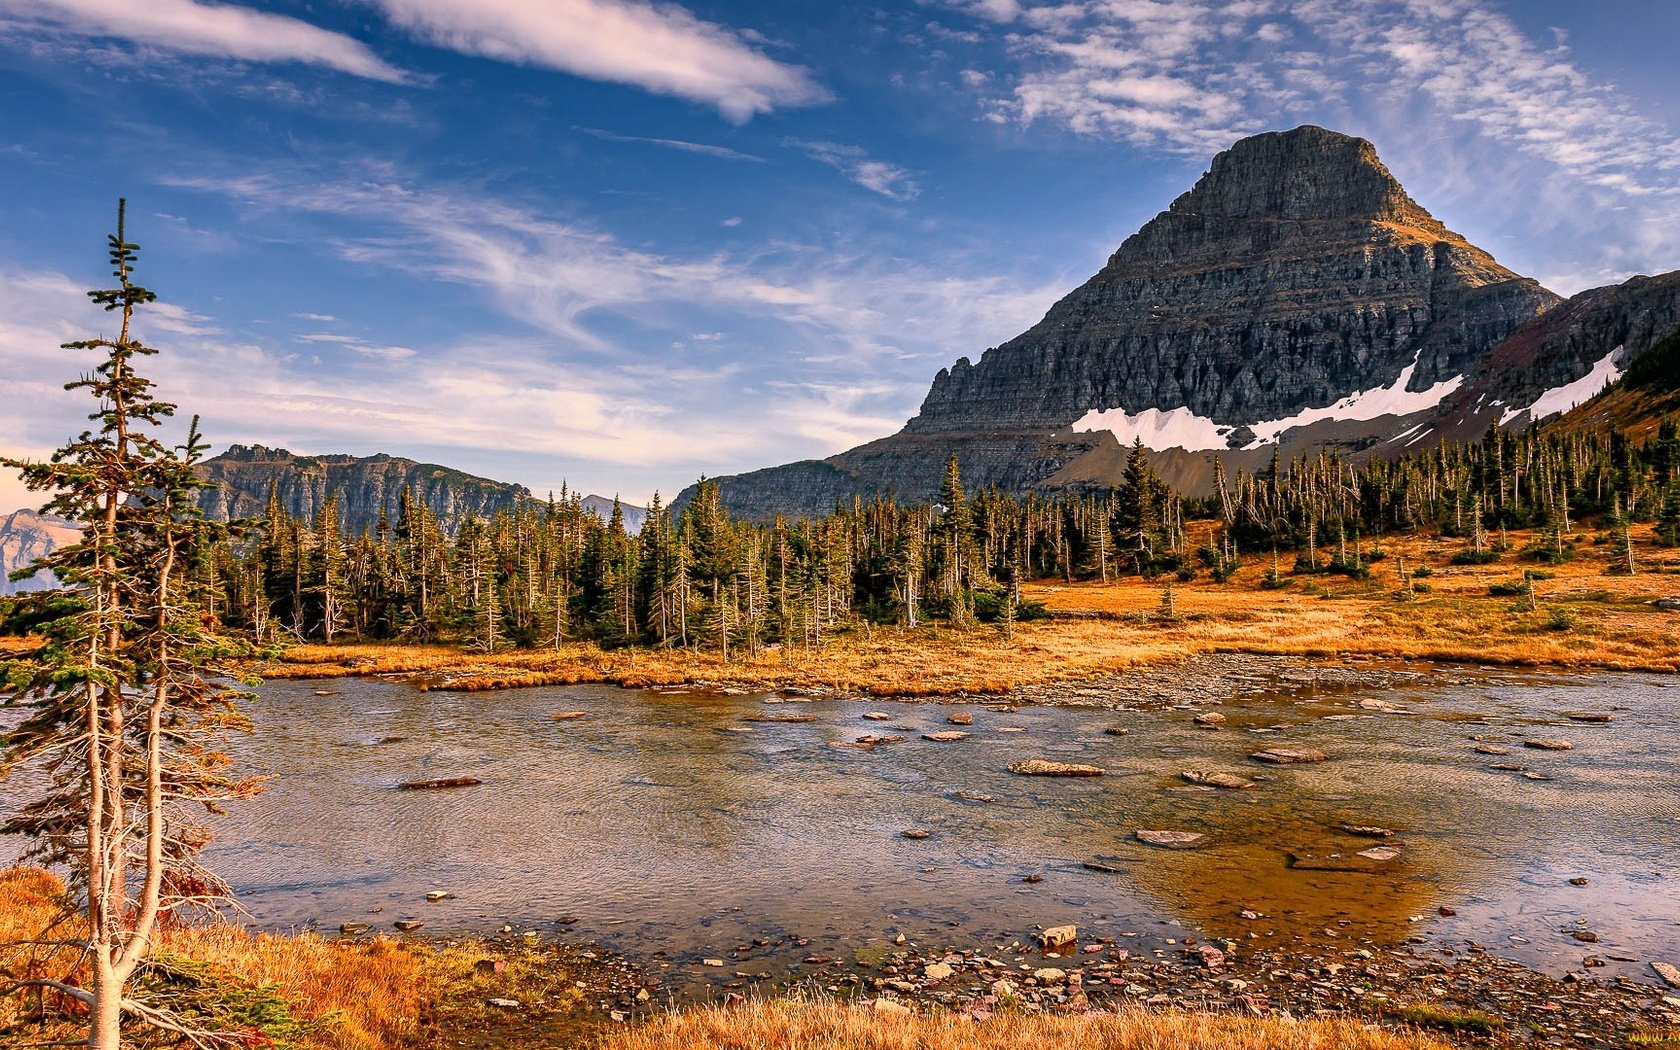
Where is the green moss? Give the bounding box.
[1389,1002,1504,1036]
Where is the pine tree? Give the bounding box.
[1,203,261,1049]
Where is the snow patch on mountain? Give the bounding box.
[1499,346,1624,425]
[1073,358,1462,451]
[1069,405,1233,452]
[1246,361,1462,445]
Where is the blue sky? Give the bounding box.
[2,0,1677,512]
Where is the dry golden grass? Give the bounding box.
[0,866,434,1050]
[596,999,1450,1050]
[254,526,1680,695]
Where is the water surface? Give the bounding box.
[5,661,1677,990]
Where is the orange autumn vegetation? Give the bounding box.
[0,866,432,1050]
[594,999,1451,1050]
[252,526,1680,695]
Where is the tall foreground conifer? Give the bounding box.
[1,202,260,1049]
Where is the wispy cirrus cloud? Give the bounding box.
[366,0,828,121]
[949,0,1680,199]
[0,0,408,82]
[574,126,764,162]
[1298,0,1680,194]
[790,140,922,201]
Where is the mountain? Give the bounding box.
[1375,270,1680,451]
[686,125,1676,519]
[195,446,647,536]
[195,445,533,536]
[0,509,79,596]
[579,494,648,535]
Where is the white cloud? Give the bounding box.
[791,140,922,201]
[367,0,827,120]
[2,0,408,82]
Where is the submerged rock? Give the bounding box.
[397,776,482,790]
[1250,748,1329,764]
[1336,824,1394,838]
[1183,770,1256,790]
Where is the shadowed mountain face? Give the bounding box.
[686,125,1599,519]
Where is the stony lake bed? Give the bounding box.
[6,654,1680,1045]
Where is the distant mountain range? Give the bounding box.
[2,449,648,587]
[195,445,646,536]
[682,125,1679,519]
[0,508,78,596]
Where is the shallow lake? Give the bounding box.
[4,659,1678,992]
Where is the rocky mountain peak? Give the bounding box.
[1168,125,1436,229]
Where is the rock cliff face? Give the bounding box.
[1377,271,1680,450]
[0,509,79,595]
[195,445,532,536]
[693,125,1565,518]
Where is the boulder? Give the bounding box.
[1193,712,1227,729]
[1038,925,1078,950]
[947,712,974,726]
[923,961,955,982]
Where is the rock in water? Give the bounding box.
[1183,770,1255,790]
[1038,925,1078,950]
[1136,830,1206,849]
[922,731,970,742]
[1193,712,1227,729]
[1008,759,1105,777]
[1336,824,1394,838]
[1525,738,1574,750]
[1565,712,1611,722]
[946,712,974,726]
[397,776,482,790]
[1652,961,1680,988]
[1250,748,1329,765]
